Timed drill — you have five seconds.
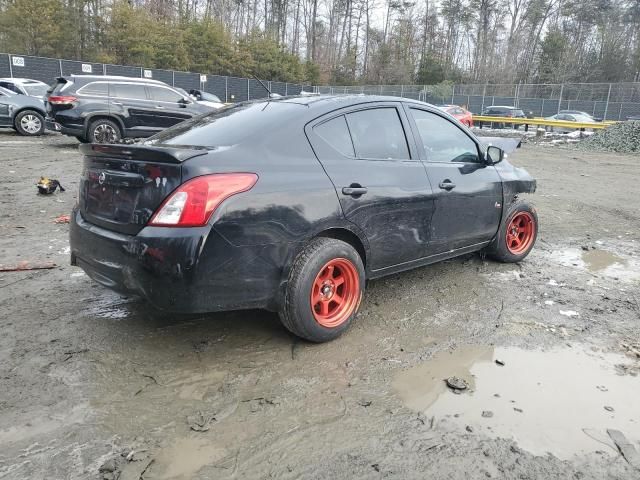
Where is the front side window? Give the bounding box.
[346,107,409,160]
[148,86,183,103]
[410,108,480,163]
[110,83,147,100]
[314,115,355,157]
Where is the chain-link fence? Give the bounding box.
[314,83,640,120]
[0,53,308,103]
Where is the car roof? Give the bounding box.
[0,77,47,85]
[485,105,519,109]
[66,75,168,85]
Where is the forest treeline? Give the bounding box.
[0,0,638,85]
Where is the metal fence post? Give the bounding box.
[225,77,228,102]
[451,86,454,104]
[557,84,564,114]
[8,54,13,78]
[400,84,404,98]
[480,84,487,113]
[172,71,175,86]
[59,59,63,76]
[247,79,250,100]
[139,67,143,78]
[102,64,106,75]
[603,83,612,121]
[285,83,288,95]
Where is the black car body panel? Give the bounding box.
[70,95,537,313]
[46,75,214,139]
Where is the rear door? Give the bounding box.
[109,82,154,134]
[405,106,502,254]
[146,85,193,128]
[307,102,435,271]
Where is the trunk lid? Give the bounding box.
[78,144,207,235]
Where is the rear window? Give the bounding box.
[346,108,409,160]
[147,101,301,148]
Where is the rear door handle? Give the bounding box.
[439,180,456,190]
[155,105,165,109]
[342,186,368,196]
[111,101,123,106]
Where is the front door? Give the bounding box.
[405,106,503,254]
[146,85,193,129]
[307,103,435,271]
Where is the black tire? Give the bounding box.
[14,110,45,136]
[486,201,538,263]
[87,118,121,144]
[75,136,89,143]
[279,237,365,342]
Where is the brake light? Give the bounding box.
[48,95,77,105]
[148,173,258,227]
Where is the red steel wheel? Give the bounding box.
[310,258,360,328]
[505,211,536,255]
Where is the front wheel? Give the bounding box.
[14,110,45,136]
[279,238,365,342]
[486,201,538,262]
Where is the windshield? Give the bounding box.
[199,91,221,103]
[23,84,48,97]
[146,101,301,148]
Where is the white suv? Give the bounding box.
[0,78,49,98]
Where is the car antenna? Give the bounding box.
[252,74,273,97]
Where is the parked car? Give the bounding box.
[70,95,537,343]
[481,106,526,129]
[436,104,474,127]
[0,86,46,135]
[545,113,597,133]
[45,75,216,143]
[0,78,49,98]
[175,87,225,109]
[627,115,640,121]
[558,110,602,122]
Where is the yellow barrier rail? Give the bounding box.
[472,115,612,130]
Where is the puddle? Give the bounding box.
[581,249,626,272]
[393,346,640,458]
[547,248,640,282]
[150,437,228,479]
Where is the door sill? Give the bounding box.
[369,241,490,279]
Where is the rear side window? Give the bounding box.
[110,83,147,100]
[314,115,354,157]
[410,108,480,163]
[148,86,183,103]
[0,82,21,94]
[346,108,409,160]
[78,82,108,96]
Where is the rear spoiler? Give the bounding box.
[79,143,209,164]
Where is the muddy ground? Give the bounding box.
[1,132,639,480]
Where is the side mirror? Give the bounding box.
[486,146,504,165]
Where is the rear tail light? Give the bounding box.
[148,173,258,227]
[48,95,77,105]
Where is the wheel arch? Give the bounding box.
[313,227,368,269]
[12,107,46,127]
[84,114,125,136]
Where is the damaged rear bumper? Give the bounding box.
[69,209,281,313]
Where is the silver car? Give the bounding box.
[0,86,47,135]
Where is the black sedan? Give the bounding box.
[70,95,537,342]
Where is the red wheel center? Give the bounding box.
[505,211,535,255]
[311,258,360,328]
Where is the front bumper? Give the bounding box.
[69,209,282,313]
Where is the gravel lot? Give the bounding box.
[1,131,639,479]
